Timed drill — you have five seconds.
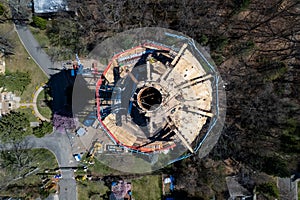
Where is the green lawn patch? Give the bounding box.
[29,26,51,49]
[37,88,52,119]
[17,107,39,122]
[82,155,120,176]
[132,175,162,200]
[29,148,59,170]
[78,181,110,200]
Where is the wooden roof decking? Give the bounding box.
[102,114,137,146]
[182,49,207,76]
[103,47,147,83]
[158,47,213,150]
[103,114,174,151]
[170,109,206,144]
[98,43,214,153]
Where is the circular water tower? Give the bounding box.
[89,27,226,173]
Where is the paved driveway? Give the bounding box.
[14,24,78,200]
[25,132,78,200]
[15,25,55,77]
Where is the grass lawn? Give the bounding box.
[0,22,48,102]
[78,181,110,200]
[132,175,162,200]
[32,148,59,169]
[29,26,51,50]
[77,157,113,199]
[78,153,120,176]
[90,159,120,176]
[29,25,75,61]
[17,107,40,122]
[37,88,52,119]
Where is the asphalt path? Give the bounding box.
[15,24,56,77]
[14,24,78,200]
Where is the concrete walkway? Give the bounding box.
[19,86,50,122]
[32,86,50,122]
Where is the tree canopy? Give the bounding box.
[32,121,53,138]
[0,71,31,94]
[52,113,75,132]
[257,182,279,198]
[0,111,31,143]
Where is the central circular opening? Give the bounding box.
[137,87,162,111]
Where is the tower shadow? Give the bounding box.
[44,69,94,131]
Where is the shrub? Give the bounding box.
[211,53,224,66]
[0,3,5,15]
[209,36,229,52]
[234,0,251,11]
[33,121,53,138]
[233,40,255,56]
[257,182,279,198]
[199,34,209,46]
[32,16,47,30]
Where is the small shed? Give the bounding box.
[30,122,40,127]
[226,176,252,200]
[76,127,86,137]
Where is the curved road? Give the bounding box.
[15,24,78,200]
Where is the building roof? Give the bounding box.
[30,122,40,127]
[0,92,21,115]
[76,127,86,136]
[226,176,252,199]
[278,177,298,200]
[33,0,69,14]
